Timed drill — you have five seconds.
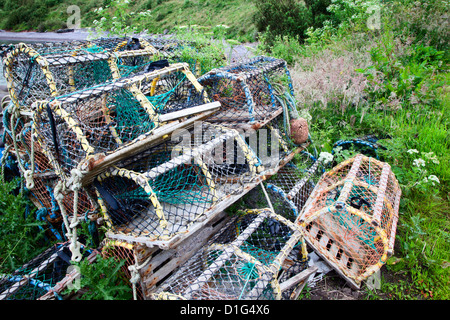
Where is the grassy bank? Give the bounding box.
[0,0,258,41]
[257,0,449,299]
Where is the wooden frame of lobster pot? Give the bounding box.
[296,154,401,289]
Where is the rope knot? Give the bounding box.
[23,169,34,189]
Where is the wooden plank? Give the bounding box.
[158,101,220,122]
[371,163,391,226]
[278,265,318,293]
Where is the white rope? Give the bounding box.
[128,255,152,300]
[260,181,275,213]
[8,104,35,189]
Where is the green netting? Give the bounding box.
[72,45,112,89]
[112,88,155,142]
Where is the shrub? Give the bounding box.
[253,0,312,42]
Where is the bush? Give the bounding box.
[253,0,312,42]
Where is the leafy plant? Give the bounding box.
[0,179,46,274]
[65,254,133,300]
[92,0,152,36]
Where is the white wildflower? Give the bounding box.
[318,152,334,165]
[407,149,419,154]
[413,158,426,167]
[428,175,440,185]
[422,151,440,164]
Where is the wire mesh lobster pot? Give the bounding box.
[151,208,307,300]
[0,243,73,300]
[246,112,309,173]
[297,154,401,289]
[32,62,210,180]
[145,35,226,77]
[197,56,294,128]
[2,38,158,110]
[94,123,263,246]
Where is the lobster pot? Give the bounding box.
[94,123,263,246]
[145,35,226,77]
[0,243,73,300]
[246,113,309,172]
[2,39,157,110]
[32,63,209,179]
[197,56,294,128]
[1,104,97,232]
[265,151,322,221]
[297,154,401,289]
[101,239,144,300]
[152,208,307,300]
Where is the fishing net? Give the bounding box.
[31,62,209,180]
[94,123,262,245]
[2,38,158,111]
[151,208,307,300]
[145,35,227,77]
[264,151,323,221]
[0,243,73,300]
[197,56,294,128]
[296,154,401,288]
[101,239,144,300]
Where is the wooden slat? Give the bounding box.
[278,265,318,292]
[158,101,220,122]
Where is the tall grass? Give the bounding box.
[260,0,449,299]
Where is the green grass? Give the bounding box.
[0,0,258,42]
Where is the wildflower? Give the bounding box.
[318,152,334,165]
[407,149,419,154]
[422,151,440,164]
[428,175,440,185]
[413,158,425,167]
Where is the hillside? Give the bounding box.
[0,0,258,41]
